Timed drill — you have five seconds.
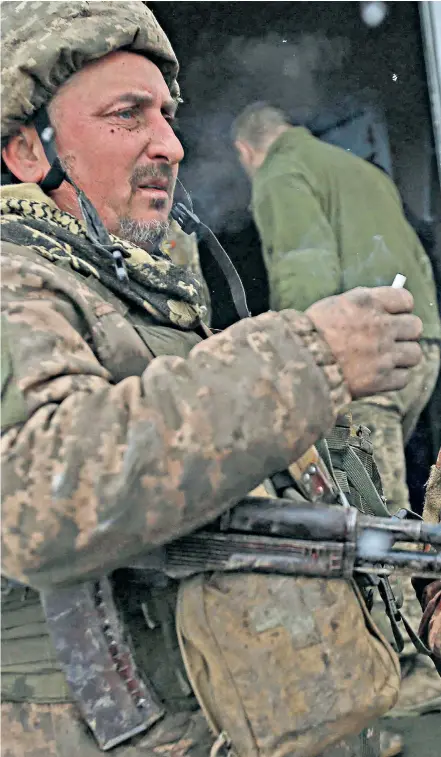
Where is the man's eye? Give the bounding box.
[117,108,136,120]
[113,105,142,121]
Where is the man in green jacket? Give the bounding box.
[0,5,424,755]
[233,102,441,516]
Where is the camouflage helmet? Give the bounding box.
[1,1,180,139]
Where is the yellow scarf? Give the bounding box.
[1,184,205,329]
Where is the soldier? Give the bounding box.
[232,102,441,516]
[0,3,424,756]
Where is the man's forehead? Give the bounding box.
[103,91,177,116]
[55,51,174,107]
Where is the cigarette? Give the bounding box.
[392,273,407,289]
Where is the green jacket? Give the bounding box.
[252,127,441,340]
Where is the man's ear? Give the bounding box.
[234,139,253,168]
[2,126,49,184]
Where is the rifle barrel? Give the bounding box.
[358,516,441,546]
[355,548,441,579]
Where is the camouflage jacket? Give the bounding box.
[160,220,212,325]
[1,188,350,591]
[418,452,441,669]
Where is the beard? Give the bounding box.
[119,163,174,250]
[56,152,172,251]
[118,217,170,251]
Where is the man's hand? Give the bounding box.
[306,286,423,398]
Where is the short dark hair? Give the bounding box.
[231,102,289,147]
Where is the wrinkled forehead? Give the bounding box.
[50,50,175,114]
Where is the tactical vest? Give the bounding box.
[1,253,402,749]
[2,259,202,714]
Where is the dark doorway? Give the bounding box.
[150,1,441,507]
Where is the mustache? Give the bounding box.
[130,164,174,195]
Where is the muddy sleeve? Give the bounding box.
[1,250,350,588]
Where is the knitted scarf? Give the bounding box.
[0,184,205,329]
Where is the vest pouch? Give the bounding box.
[176,573,400,757]
[1,584,73,704]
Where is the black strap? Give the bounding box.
[39,156,67,193]
[32,108,129,281]
[399,609,434,657]
[171,202,250,321]
[199,222,250,320]
[377,576,405,653]
[33,107,67,192]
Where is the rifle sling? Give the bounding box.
[342,446,391,517]
[377,576,405,654]
[399,608,434,657]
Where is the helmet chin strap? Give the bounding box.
[33,108,68,192]
[33,106,250,317]
[33,107,129,281]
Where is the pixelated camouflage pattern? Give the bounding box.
[350,342,440,514]
[1,234,349,590]
[1,1,180,138]
[349,408,441,715]
[320,728,381,757]
[0,702,216,757]
[161,221,212,324]
[419,454,441,667]
[0,703,383,757]
[161,222,202,274]
[1,184,351,754]
[1,184,206,329]
[372,572,441,715]
[383,454,441,716]
[418,580,441,666]
[423,450,441,525]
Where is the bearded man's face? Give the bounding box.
[47,50,184,246]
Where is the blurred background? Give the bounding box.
[149,1,441,516]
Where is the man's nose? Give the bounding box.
[146,120,184,165]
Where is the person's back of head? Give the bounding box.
[232,102,290,176]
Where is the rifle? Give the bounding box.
[41,497,440,751]
[129,496,441,581]
[39,436,440,751]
